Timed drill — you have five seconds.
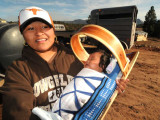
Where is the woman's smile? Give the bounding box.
[36,38,47,43]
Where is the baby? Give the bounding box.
[83,49,111,73]
[32,50,121,120]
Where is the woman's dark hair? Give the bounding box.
[93,49,111,73]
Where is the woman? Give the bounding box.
[1,6,83,120]
[0,6,128,120]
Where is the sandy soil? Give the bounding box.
[0,38,159,120]
[105,38,160,120]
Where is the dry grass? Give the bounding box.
[133,37,160,52]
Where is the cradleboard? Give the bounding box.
[70,24,139,119]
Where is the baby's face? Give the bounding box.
[84,52,103,72]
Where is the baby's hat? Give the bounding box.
[18,6,54,33]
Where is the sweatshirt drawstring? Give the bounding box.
[45,61,61,98]
[45,46,62,98]
[53,59,62,97]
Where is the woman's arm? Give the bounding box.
[0,61,38,120]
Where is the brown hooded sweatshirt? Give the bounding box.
[0,44,83,120]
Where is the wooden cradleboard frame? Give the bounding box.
[0,79,4,87]
[70,24,139,119]
[0,73,5,87]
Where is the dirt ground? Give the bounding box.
[0,38,159,120]
[105,37,160,120]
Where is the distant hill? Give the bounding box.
[63,19,143,25]
[0,17,144,25]
[137,19,143,25]
[63,19,87,24]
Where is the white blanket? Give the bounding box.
[32,107,63,120]
[52,68,107,120]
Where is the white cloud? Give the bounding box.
[0,5,26,21]
[4,0,72,7]
[0,0,159,21]
[72,0,160,21]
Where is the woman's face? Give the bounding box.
[84,52,103,72]
[23,21,56,52]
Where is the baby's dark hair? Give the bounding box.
[93,49,111,73]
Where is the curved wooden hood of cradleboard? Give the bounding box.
[71,24,130,77]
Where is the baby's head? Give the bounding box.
[84,50,111,73]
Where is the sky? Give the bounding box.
[0,0,160,22]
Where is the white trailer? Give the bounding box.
[54,24,66,31]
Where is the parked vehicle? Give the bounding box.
[54,24,66,31]
[0,23,24,83]
[54,24,75,44]
[88,5,138,48]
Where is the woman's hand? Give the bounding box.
[116,79,129,94]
